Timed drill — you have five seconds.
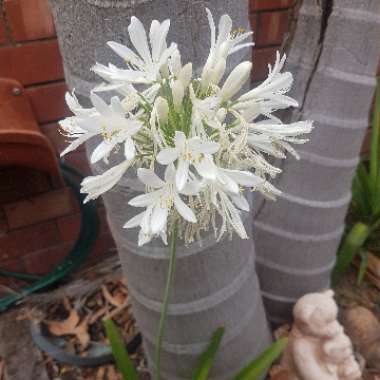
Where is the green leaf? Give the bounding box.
[103,319,138,380]
[192,327,225,380]
[369,78,380,214]
[357,251,368,285]
[233,337,288,380]
[352,163,372,219]
[332,222,371,283]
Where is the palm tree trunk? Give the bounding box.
[49,0,272,377]
[253,0,380,324]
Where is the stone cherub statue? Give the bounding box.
[280,290,361,380]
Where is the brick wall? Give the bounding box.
[0,0,115,287]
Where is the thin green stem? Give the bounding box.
[370,78,380,213]
[154,223,179,380]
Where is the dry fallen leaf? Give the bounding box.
[75,316,91,349]
[95,366,106,380]
[101,285,127,308]
[46,308,80,336]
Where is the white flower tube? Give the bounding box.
[220,61,252,100]
[171,80,185,110]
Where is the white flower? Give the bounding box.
[219,61,252,100]
[93,17,177,85]
[157,131,220,190]
[247,120,314,159]
[80,160,132,203]
[87,93,142,164]
[206,166,264,239]
[171,80,185,111]
[125,165,198,245]
[234,52,298,122]
[201,8,254,89]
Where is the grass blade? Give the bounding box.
[332,222,371,283]
[233,337,288,380]
[357,251,368,285]
[192,327,225,380]
[103,319,138,380]
[370,78,380,214]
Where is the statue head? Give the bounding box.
[293,290,341,338]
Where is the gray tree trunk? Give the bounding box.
[49,0,272,378]
[253,0,380,324]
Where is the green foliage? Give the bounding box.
[233,338,288,380]
[334,78,380,282]
[103,318,138,380]
[105,322,287,380]
[192,327,225,380]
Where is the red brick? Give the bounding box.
[0,208,9,236]
[250,0,296,11]
[57,206,110,242]
[4,0,55,42]
[252,46,279,81]
[0,16,7,45]
[0,167,51,204]
[26,82,70,123]
[257,11,289,46]
[0,221,60,261]
[4,187,77,230]
[0,258,26,292]
[23,243,72,274]
[0,40,64,86]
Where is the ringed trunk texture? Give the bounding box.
[253,0,380,324]
[49,0,272,377]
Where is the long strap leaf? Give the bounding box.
[370,78,380,214]
[192,327,225,380]
[233,337,288,380]
[332,222,371,283]
[103,319,138,380]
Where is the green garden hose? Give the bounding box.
[0,161,99,312]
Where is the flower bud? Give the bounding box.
[171,80,185,111]
[155,96,169,123]
[201,59,213,90]
[211,58,226,85]
[178,62,193,89]
[216,108,227,123]
[220,61,252,101]
[170,50,182,76]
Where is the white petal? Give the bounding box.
[189,138,220,154]
[157,148,179,165]
[206,8,216,48]
[137,168,164,188]
[173,192,196,223]
[176,159,189,191]
[107,41,141,66]
[151,19,170,62]
[138,229,153,246]
[123,211,145,228]
[124,137,136,160]
[195,155,217,180]
[60,133,94,157]
[216,14,232,48]
[171,80,185,110]
[90,93,112,117]
[90,140,115,164]
[128,16,152,64]
[174,131,186,149]
[110,96,126,116]
[128,190,161,207]
[221,169,264,187]
[150,204,168,234]
[231,193,250,211]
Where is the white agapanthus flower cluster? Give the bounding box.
[59,9,313,246]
